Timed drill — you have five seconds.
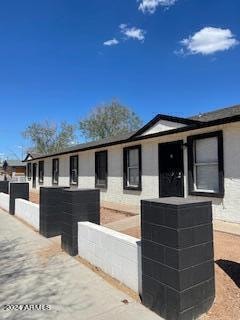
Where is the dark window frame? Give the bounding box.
[27,163,32,181]
[69,155,79,186]
[95,150,108,189]
[187,131,224,198]
[123,145,142,191]
[38,161,44,184]
[52,158,59,185]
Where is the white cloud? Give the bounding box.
[138,0,177,14]
[120,24,146,42]
[179,27,239,55]
[103,38,119,46]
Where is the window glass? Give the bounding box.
[70,156,78,185]
[196,165,219,191]
[95,151,107,187]
[124,147,141,189]
[52,159,59,184]
[27,163,31,180]
[195,137,218,163]
[38,161,44,184]
[194,137,219,192]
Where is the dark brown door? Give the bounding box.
[159,141,184,197]
[32,163,37,188]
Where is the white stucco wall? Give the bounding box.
[0,192,10,212]
[15,199,39,230]
[141,119,185,136]
[78,222,141,293]
[28,122,240,224]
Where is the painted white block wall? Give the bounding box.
[0,192,9,212]
[78,222,141,293]
[28,123,240,223]
[15,199,39,231]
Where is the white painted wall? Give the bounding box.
[0,192,9,212]
[78,222,141,293]
[141,119,185,136]
[15,199,39,230]
[28,122,240,223]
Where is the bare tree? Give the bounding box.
[22,121,76,154]
[79,100,142,140]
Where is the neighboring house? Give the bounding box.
[24,105,240,224]
[0,160,26,179]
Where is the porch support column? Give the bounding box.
[141,197,215,320]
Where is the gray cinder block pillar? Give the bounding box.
[61,189,100,256]
[9,183,29,215]
[0,181,9,194]
[40,187,68,238]
[141,197,215,320]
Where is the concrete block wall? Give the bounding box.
[9,183,29,215]
[0,181,9,194]
[141,198,215,320]
[78,222,141,293]
[40,187,68,238]
[0,192,10,211]
[61,189,100,256]
[15,199,39,231]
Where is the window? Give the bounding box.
[95,151,108,188]
[27,163,32,180]
[70,155,78,185]
[38,161,44,184]
[187,131,224,197]
[52,158,59,185]
[123,145,142,190]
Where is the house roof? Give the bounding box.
[191,104,240,122]
[23,131,135,162]
[23,104,240,162]
[131,114,201,138]
[1,160,26,167]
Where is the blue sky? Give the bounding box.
[0,0,239,159]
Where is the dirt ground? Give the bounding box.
[100,207,132,225]
[30,191,130,225]
[30,191,39,204]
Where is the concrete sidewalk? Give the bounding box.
[0,209,160,320]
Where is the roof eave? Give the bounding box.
[24,114,240,162]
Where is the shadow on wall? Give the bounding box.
[215,259,240,288]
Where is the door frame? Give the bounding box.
[158,140,184,197]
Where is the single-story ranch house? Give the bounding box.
[24,105,240,224]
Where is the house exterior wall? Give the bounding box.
[28,122,240,223]
[141,119,185,136]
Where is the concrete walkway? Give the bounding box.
[0,209,161,320]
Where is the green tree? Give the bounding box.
[79,100,142,140]
[22,121,76,154]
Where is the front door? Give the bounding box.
[32,163,37,188]
[159,140,184,197]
